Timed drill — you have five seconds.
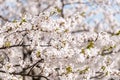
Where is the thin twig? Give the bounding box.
[64,2,90,6]
[27,59,44,74]
[71,29,89,33]
[90,72,105,79]
[42,1,55,12]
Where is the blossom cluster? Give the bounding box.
[0,12,119,80]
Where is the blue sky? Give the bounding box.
[64,0,120,27]
[1,0,120,27]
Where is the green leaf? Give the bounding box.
[12,20,17,23]
[104,46,113,51]
[55,6,62,13]
[81,48,85,55]
[66,66,72,74]
[64,29,69,33]
[7,65,11,70]
[36,51,41,58]
[105,45,116,51]
[79,67,89,74]
[101,66,106,71]
[22,18,26,22]
[50,11,56,16]
[86,41,94,49]
[105,71,109,75]
[80,12,85,17]
[20,18,26,25]
[115,30,120,35]
[4,41,11,47]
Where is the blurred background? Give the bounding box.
[0,0,120,32]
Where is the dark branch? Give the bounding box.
[27,59,44,74]
[101,50,113,56]
[0,44,51,50]
[42,1,55,12]
[71,29,89,33]
[61,0,64,18]
[64,2,90,6]
[90,72,105,79]
[0,15,10,22]
[0,70,49,80]
[0,44,30,50]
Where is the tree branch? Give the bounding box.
[64,2,90,6]
[0,70,49,80]
[61,0,64,18]
[0,44,30,50]
[0,15,10,22]
[71,29,89,33]
[27,59,44,74]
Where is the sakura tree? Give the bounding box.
[0,0,120,80]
